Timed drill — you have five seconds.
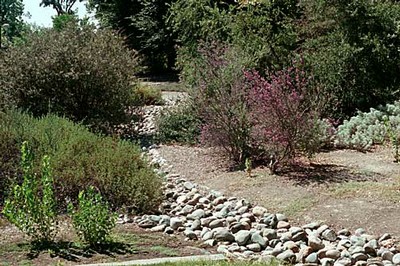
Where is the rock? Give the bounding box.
[276,213,288,222]
[209,219,225,229]
[202,231,214,241]
[188,209,205,220]
[322,229,337,242]
[379,234,392,243]
[382,251,394,262]
[325,249,341,260]
[150,224,166,232]
[238,206,249,214]
[338,229,351,236]
[241,212,256,222]
[336,258,353,266]
[170,217,183,230]
[303,222,321,230]
[352,253,369,262]
[217,244,228,253]
[293,231,307,242]
[190,219,202,231]
[235,230,251,246]
[351,235,367,247]
[247,243,262,252]
[321,258,335,266]
[164,227,174,234]
[203,239,217,247]
[355,228,367,236]
[263,228,278,240]
[159,215,171,225]
[392,254,400,265]
[252,206,268,217]
[212,196,226,206]
[260,214,278,228]
[355,261,367,266]
[138,219,156,228]
[183,181,195,190]
[306,252,319,263]
[214,228,235,242]
[201,217,216,227]
[230,222,247,234]
[184,229,198,240]
[276,250,297,263]
[277,221,290,229]
[283,241,299,252]
[251,232,267,248]
[309,236,325,251]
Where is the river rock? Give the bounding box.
[214,228,235,242]
[235,230,251,246]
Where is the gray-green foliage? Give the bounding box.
[68,186,117,246]
[335,101,400,155]
[2,141,57,244]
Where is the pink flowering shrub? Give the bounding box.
[245,66,324,172]
[193,42,327,171]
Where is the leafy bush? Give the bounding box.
[0,24,140,132]
[157,104,201,144]
[68,186,117,246]
[245,66,326,172]
[132,84,164,106]
[335,101,400,161]
[2,142,57,245]
[0,110,163,212]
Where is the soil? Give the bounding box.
[0,218,215,266]
[158,145,400,239]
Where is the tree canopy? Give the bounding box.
[40,0,84,15]
[0,0,24,44]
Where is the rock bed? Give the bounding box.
[122,120,400,266]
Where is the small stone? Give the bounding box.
[322,229,337,242]
[263,228,278,240]
[379,234,392,243]
[138,219,156,228]
[203,239,217,246]
[325,249,341,260]
[184,229,198,240]
[252,206,268,217]
[309,236,325,251]
[382,251,394,262]
[277,221,290,229]
[209,219,224,229]
[283,241,299,252]
[190,219,202,231]
[317,225,330,235]
[183,181,195,190]
[321,258,335,266]
[352,253,369,262]
[303,222,321,230]
[170,217,183,230]
[235,230,251,246]
[251,232,267,248]
[217,245,228,253]
[260,214,278,228]
[276,213,288,222]
[338,229,351,236]
[351,235,367,247]
[164,227,174,234]
[355,228,367,236]
[355,261,367,266]
[214,228,235,242]
[150,224,166,232]
[306,252,319,263]
[212,196,226,205]
[188,209,206,220]
[276,250,296,263]
[202,231,214,241]
[392,254,400,265]
[247,243,262,252]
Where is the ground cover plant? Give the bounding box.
[0,109,162,211]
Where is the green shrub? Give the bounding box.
[2,141,57,245]
[157,104,201,144]
[132,84,164,106]
[0,110,163,212]
[335,101,400,161]
[0,23,140,132]
[68,186,117,246]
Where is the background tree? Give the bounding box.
[0,0,24,45]
[40,0,85,15]
[87,0,177,74]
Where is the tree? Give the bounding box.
[0,0,24,45]
[40,0,84,15]
[87,0,177,74]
